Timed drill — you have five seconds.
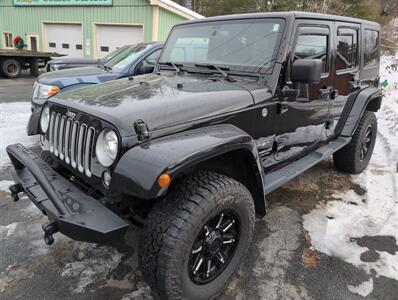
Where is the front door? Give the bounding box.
[274,21,333,162]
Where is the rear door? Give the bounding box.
[274,20,333,161]
[329,22,361,135]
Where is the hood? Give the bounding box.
[48,58,99,65]
[37,66,121,89]
[49,73,259,137]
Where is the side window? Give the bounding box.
[143,49,162,67]
[294,32,329,73]
[336,28,358,70]
[364,29,379,67]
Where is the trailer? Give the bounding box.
[0,49,64,79]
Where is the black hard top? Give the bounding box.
[180,11,380,28]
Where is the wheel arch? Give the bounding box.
[338,87,382,137]
[111,124,267,216]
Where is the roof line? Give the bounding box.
[150,0,205,20]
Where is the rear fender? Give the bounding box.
[336,87,382,137]
[111,124,266,211]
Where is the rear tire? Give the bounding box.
[138,171,255,300]
[1,59,21,78]
[30,58,39,77]
[333,111,377,174]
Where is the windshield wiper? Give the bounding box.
[103,65,112,71]
[194,63,236,82]
[158,61,183,73]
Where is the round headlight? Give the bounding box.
[40,106,50,133]
[96,129,119,167]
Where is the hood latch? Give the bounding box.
[134,119,151,141]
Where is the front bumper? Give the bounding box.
[6,144,129,244]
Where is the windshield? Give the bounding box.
[104,44,152,72]
[159,18,285,74]
[100,45,130,63]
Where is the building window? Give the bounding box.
[49,42,56,48]
[364,29,379,67]
[62,43,70,49]
[336,28,358,70]
[76,44,82,50]
[3,32,13,48]
[101,46,109,52]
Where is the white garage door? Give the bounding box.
[95,24,144,58]
[44,23,83,58]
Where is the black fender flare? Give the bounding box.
[111,124,267,213]
[336,87,382,137]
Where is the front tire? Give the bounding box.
[334,111,377,174]
[138,172,255,300]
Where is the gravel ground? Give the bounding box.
[0,69,397,299]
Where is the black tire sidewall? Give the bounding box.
[2,59,21,78]
[353,113,377,172]
[178,191,254,300]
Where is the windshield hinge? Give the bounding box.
[134,119,151,141]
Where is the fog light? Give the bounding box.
[102,171,112,188]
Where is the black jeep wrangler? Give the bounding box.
[7,12,382,299]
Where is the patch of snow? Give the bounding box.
[0,180,13,192]
[0,222,18,239]
[0,102,38,170]
[61,243,124,294]
[121,282,153,300]
[0,262,35,292]
[303,54,398,285]
[347,278,374,297]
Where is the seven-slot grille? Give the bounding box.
[48,111,95,177]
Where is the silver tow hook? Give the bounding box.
[42,222,59,246]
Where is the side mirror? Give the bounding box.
[136,63,155,75]
[291,59,322,84]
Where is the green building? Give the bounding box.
[0,0,202,58]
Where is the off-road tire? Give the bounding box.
[1,59,21,78]
[334,111,377,174]
[138,171,255,300]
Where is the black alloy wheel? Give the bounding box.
[188,210,240,285]
[360,126,373,160]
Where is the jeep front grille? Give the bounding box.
[49,112,95,177]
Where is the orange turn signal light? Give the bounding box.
[158,173,171,188]
[48,86,60,97]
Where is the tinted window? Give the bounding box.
[104,44,152,72]
[143,49,162,66]
[336,28,358,70]
[160,19,285,73]
[294,34,328,73]
[364,29,379,67]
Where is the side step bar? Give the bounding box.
[264,137,351,194]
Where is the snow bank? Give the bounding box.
[303,55,398,295]
[0,102,38,169]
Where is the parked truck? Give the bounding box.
[0,49,63,78]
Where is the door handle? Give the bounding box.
[349,79,360,89]
[319,88,331,99]
[277,103,288,115]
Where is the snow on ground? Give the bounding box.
[0,102,38,170]
[303,55,398,297]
